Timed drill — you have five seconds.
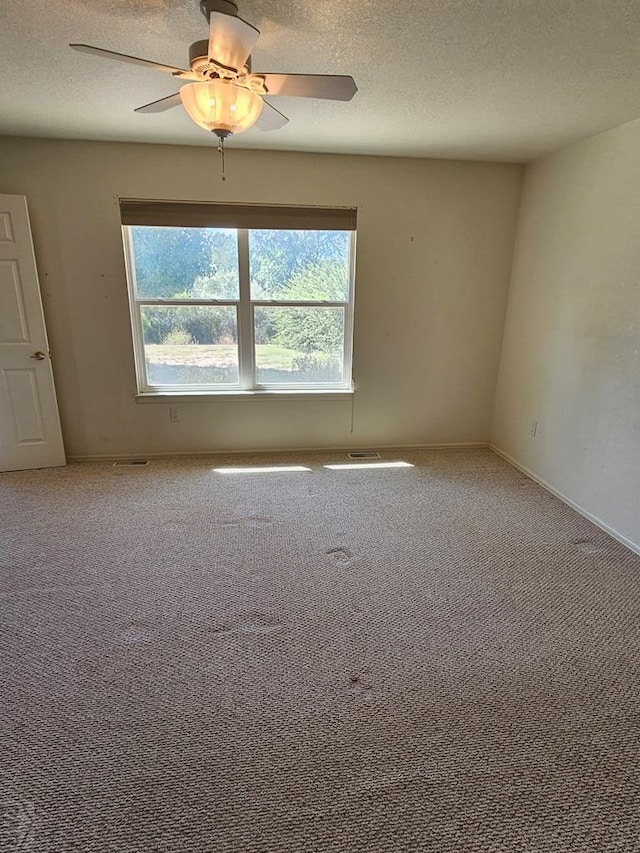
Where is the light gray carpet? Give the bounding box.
[1,448,639,852]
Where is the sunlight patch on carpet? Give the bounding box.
[324,461,414,470]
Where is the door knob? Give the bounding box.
[28,351,47,361]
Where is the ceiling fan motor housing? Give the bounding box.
[189,40,211,69]
[200,0,238,20]
[188,40,252,74]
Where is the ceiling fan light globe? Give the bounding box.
[179,80,263,134]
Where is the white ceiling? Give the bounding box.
[2,0,640,162]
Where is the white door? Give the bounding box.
[0,194,65,472]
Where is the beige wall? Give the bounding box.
[0,137,521,457]
[492,117,640,552]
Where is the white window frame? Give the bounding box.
[122,222,356,397]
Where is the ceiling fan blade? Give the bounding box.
[208,11,260,71]
[260,73,358,101]
[255,100,289,132]
[134,93,183,114]
[69,44,197,79]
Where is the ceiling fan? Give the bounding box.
[70,0,358,142]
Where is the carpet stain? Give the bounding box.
[246,516,275,528]
[0,793,36,851]
[571,537,607,555]
[74,658,97,676]
[326,546,354,566]
[348,672,374,702]
[208,625,232,636]
[218,515,274,528]
[357,769,424,791]
[120,623,155,644]
[237,612,284,635]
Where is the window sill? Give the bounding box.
[135,388,355,403]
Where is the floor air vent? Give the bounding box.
[347,451,381,460]
[113,459,149,467]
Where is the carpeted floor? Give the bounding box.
[1,448,639,852]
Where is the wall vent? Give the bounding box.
[113,459,149,467]
[347,451,381,460]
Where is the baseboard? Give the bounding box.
[67,441,489,463]
[490,444,640,558]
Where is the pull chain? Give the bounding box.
[217,135,226,182]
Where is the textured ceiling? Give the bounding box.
[2,0,640,162]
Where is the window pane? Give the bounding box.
[249,230,350,301]
[141,305,238,386]
[131,226,239,300]
[254,307,344,384]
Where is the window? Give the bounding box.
[121,201,357,395]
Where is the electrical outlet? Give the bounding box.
[169,406,180,423]
[529,419,538,437]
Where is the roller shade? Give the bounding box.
[120,200,357,231]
